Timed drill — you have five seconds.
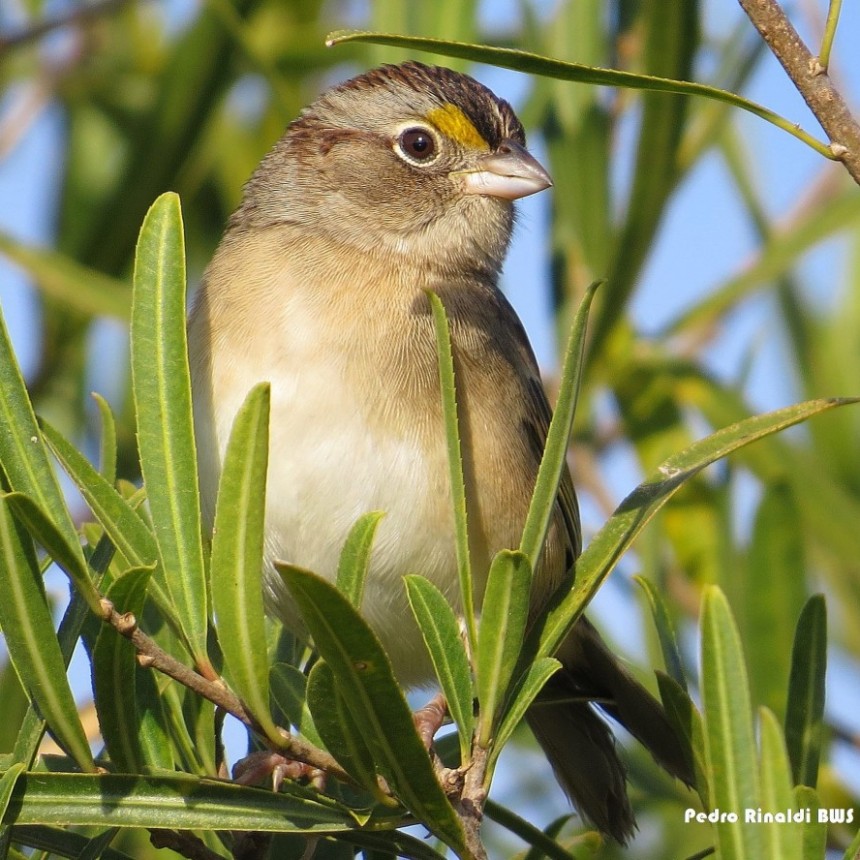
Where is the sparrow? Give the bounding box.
[188,61,690,843]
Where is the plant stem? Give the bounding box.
[737,0,860,184]
[99,598,354,784]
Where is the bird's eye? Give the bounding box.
[397,127,438,163]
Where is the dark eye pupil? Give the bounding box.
[400,128,436,161]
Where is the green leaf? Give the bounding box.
[210,383,278,741]
[39,419,170,614]
[7,824,135,860]
[0,763,25,823]
[335,511,385,609]
[655,671,707,806]
[158,681,210,777]
[0,659,30,754]
[4,772,372,832]
[485,800,581,860]
[326,31,833,157]
[519,282,596,565]
[427,291,474,653]
[794,785,826,860]
[306,661,385,802]
[842,821,860,860]
[758,707,802,860]
[10,591,95,771]
[0,307,84,571]
[784,595,827,788]
[91,393,118,486]
[3,493,102,614]
[700,586,761,860]
[278,564,467,856]
[333,828,449,860]
[404,575,474,760]
[743,485,808,719]
[269,663,324,751]
[476,550,531,747]
[64,826,123,860]
[131,192,209,668]
[0,498,95,773]
[490,657,560,767]
[634,575,686,690]
[92,566,173,773]
[530,398,859,663]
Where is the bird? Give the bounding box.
[187,61,691,844]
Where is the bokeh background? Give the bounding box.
[2,1,860,857]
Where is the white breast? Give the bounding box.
[191,276,456,685]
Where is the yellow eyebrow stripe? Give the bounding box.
[427,104,490,151]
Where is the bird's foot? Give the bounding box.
[413,691,448,748]
[232,751,325,793]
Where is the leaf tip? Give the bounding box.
[325,29,360,48]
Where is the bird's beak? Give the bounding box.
[461,139,553,200]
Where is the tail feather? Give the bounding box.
[558,616,694,785]
[526,696,635,844]
[527,616,693,844]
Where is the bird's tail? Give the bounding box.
[526,616,693,844]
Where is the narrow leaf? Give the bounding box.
[335,511,385,609]
[4,825,134,860]
[700,586,761,860]
[758,707,802,860]
[794,785,826,860]
[39,419,170,614]
[0,763,25,823]
[519,282,597,565]
[333,829,449,860]
[485,801,581,860]
[0,307,83,568]
[69,826,124,860]
[842,822,860,860]
[427,291,475,653]
[744,485,808,719]
[279,564,467,856]
[4,493,102,614]
[0,498,95,773]
[92,567,173,772]
[635,575,686,690]
[4,772,372,832]
[476,550,531,746]
[131,192,208,667]
[655,672,707,805]
[210,383,278,741]
[326,32,832,157]
[92,393,118,486]
[530,398,858,663]
[785,595,827,788]
[665,188,860,338]
[306,661,386,802]
[404,574,474,759]
[269,663,324,751]
[490,657,560,766]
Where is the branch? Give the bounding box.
[737,0,860,184]
[99,598,354,785]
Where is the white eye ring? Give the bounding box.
[394,125,440,165]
